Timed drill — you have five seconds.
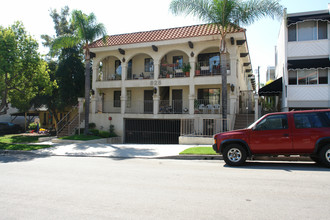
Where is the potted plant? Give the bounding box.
[195,63,201,76]
[182,63,191,77]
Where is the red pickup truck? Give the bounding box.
[213,109,330,167]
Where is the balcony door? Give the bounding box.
[144,90,153,114]
[172,89,182,114]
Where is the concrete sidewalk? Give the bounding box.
[29,140,206,159]
[0,139,312,161]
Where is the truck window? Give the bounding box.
[294,113,325,128]
[255,114,288,131]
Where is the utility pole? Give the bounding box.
[258,66,260,92]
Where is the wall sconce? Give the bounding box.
[152,45,158,52]
[122,57,126,63]
[91,89,95,95]
[230,37,235,45]
[190,51,194,57]
[188,41,194,49]
[153,87,157,94]
[230,84,235,92]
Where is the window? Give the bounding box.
[144,58,154,72]
[288,70,297,85]
[289,69,328,85]
[115,60,121,75]
[197,88,220,105]
[288,21,328,42]
[255,115,288,131]
[298,21,317,41]
[294,113,326,128]
[113,90,131,108]
[318,21,328,39]
[319,69,328,84]
[288,24,297,42]
[173,56,183,69]
[114,91,121,107]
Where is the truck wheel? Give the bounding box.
[318,144,330,168]
[223,144,247,166]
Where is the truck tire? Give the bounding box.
[223,144,247,166]
[318,144,330,168]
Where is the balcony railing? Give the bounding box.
[194,99,221,114]
[159,63,190,79]
[159,100,189,114]
[127,72,154,80]
[125,100,153,114]
[96,100,121,113]
[195,62,229,77]
[97,72,122,81]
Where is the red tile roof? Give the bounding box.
[89,24,244,48]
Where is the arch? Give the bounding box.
[96,55,123,81]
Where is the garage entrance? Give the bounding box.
[125,119,180,144]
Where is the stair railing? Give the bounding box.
[56,104,79,136]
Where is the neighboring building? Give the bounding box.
[89,24,255,144]
[266,66,275,82]
[274,6,330,111]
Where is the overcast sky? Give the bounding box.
[1,0,329,83]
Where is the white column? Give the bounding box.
[121,62,127,114]
[189,84,195,115]
[189,60,195,78]
[154,59,160,79]
[153,94,160,115]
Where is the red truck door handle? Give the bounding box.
[283,133,289,137]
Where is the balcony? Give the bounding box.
[159,100,189,114]
[194,99,221,114]
[195,62,229,77]
[159,63,190,79]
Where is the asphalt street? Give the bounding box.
[0,155,329,220]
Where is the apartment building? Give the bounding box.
[88,24,254,144]
[275,6,330,111]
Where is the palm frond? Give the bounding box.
[50,34,80,57]
[237,0,283,26]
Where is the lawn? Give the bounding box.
[0,134,42,144]
[0,142,52,151]
[0,134,52,151]
[179,147,217,155]
[59,134,102,141]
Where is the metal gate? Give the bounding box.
[125,119,180,144]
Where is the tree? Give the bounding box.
[51,10,107,135]
[0,22,55,115]
[38,6,85,126]
[169,0,283,131]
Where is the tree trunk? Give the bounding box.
[220,52,227,132]
[84,57,90,135]
[220,35,227,131]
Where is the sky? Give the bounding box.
[1,0,329,84]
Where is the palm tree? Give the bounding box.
[169,0,283,131]
[52,10,107,135]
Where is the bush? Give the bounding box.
[28,123,37,131]
[89,129,99,136]
[99,131,110,138]
[89,123,96,129]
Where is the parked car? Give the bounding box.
[213,109,330,167]
[0,122,23,135]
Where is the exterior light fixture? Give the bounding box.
[230,84,235,92]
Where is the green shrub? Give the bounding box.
[28,123,37,130]
[89,123,96,129]
[99,131,110,138]
[89,129,99,136]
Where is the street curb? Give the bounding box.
[0,150,312,162]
